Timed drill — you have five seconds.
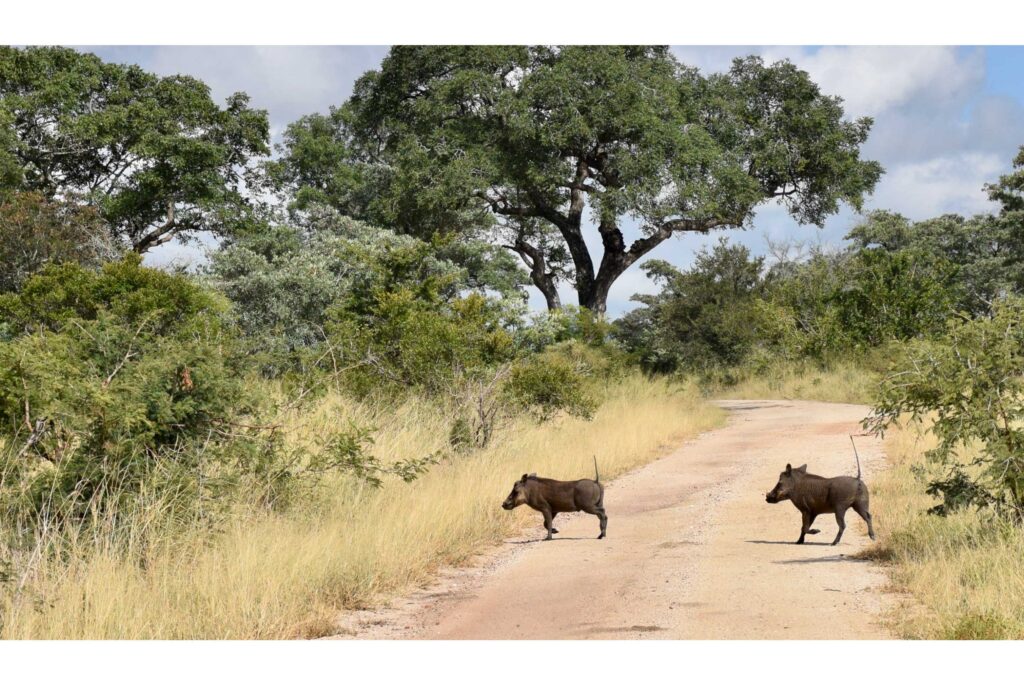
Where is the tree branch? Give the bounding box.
[132,201,178,253]
[504,239,561,309]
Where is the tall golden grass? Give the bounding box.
[867,423,1024,639]
[710,361,878,405]
[0,373,722,639]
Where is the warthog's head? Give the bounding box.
[502,474,534,510]
[766,463,807,503]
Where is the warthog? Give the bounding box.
[501,458,607,540]
[765,449,876,546]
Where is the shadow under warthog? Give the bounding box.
[745,539,832,547]
[773,555,871,565]
[505,536,595,545]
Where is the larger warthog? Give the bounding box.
[765,445,876,546]
[501,458,607,540]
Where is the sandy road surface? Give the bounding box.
[334,400,893,639]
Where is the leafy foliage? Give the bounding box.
[867,297,1024,519]
[616,240,766,373]
[987,146,1024,292]
[0,191,117,293]
[273,46,881,312]
[848,210,1013,316]
[309,425,436,489]
[327,285,516,397]
[206,210,474,372]
[0,255,251,517]
[617,235,962,374]
[207,208,528,379]
[0,46,270,252]
[504,342,606,422]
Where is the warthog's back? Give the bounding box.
[525,477,603,513]
[793,474,868,514]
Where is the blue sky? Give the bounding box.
[84,46,1024,316]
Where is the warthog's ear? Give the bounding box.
[521,473,529,482]
[785,463,792,474]
[797,464,808,473]
[528,473,537,478]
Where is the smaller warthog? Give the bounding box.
[765,451,876,545]
[501,458,607,540]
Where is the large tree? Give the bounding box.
[273,46,882,313]
[0,46,270,253]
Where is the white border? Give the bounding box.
[1,0,1023,45]
[3,0,1024,675]
[0,639,1018,680]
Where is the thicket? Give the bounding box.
[0,228,610,531]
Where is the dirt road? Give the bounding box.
[335,400,893,639]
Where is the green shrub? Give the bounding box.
[515,306,616,353]
[206,213,469,371]
[207,209,526,376]
[868,296,1024,519]
[505,343,601,422]
[0,191,117,294]
[327,285,515,398]
[0,256,253,519]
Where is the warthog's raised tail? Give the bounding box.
[849,434,862,480]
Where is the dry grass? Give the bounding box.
[710,361,878,405]
[0,373,722,639]
[869,422,1024,639]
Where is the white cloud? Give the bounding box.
[783,46,984,117]
[672,46,984,119]
[867,152,1004,219]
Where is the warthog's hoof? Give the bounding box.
[806,529,820,535]
[543,536,553,541]
[551,528,559,534]
[796,539,805,544]
[598,533,605,539]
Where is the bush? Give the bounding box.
[867,296,1024,519]
[207,208,527,377]
[504,343,601,422]
[515,306,615,353]
[206,212,469,373]
[0,256,253,519]
[614,241,766,374]
[327,284,515,398]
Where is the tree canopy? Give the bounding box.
[0,46,270,253]
[273,46,882,313]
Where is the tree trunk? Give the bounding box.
[535,273,561,310]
